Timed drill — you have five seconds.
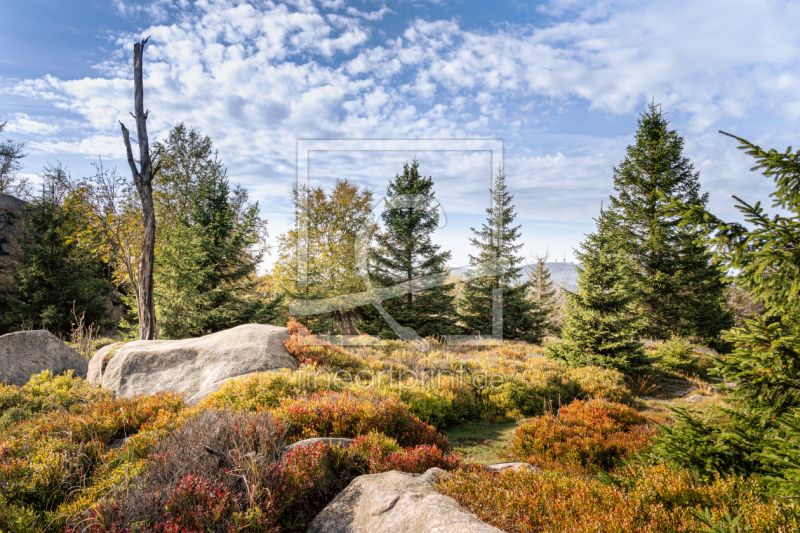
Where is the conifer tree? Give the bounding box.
[461,168,536,341]
[357,159,460,339]
[653,133,800,491]
[527,252,559,339]
[153,130,278,338]
[5,179,112,334]
[610,102,731,341]
[546,209,648,372]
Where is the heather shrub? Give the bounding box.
[511,399,654,470]
[360,374,480,427]
[0,376,186,532]
[568,366,634,405]
[284,319,364,371]
[437,463,799,533]
[0,370,110,426]
[346,432,462,474]
[200,367,346,411]
[273,390,449,449]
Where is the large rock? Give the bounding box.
[0,330,87,386]
[307,468,503,533]
[88,324,298,403]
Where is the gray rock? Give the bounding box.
[307,468,503,533]
[286,438,354,453]
[485,462,539,473]
[684,394,706,403]
[91,324,297,403]
[87,343,120,385]
[0,330,87,386]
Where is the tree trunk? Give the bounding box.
[120,37,158,340]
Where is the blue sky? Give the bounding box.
[2,0,799,270]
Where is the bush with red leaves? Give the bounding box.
[274,390,450,449]
[511,399,655,470]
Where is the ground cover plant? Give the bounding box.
[1,331,792,533]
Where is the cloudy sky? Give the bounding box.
[2,0,798,270]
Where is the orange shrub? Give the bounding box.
[273,390,449,449]
[284,320,363,371]
[437,464,798,533]
[511,399,654,470]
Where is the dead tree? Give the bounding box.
[120,37,158,340]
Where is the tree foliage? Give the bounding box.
[461,168,536,341]
[273,179,374,334]
[152,125,277,338]
[653,132,800,495]
[5,176,112,334]
[0,119,29,198]
[527,252,560,340]
[357,159,460,339]
[609,103,731,341]
[546,209,648,372]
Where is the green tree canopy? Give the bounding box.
[546,209,647,372]
[609,103,731,341]
[357,159,460,339]
[461,168,536,341]
[653,132,800,494]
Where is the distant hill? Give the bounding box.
[450,262,579,291]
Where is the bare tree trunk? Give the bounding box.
[120,37,158,340]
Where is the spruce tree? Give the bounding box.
[546,209,647,372]
[609,102,731,341]
[461,168,536,341]
[5,187,112,334]
[155,154,279,338]
[357,159,460,339]
[527,252,559,340]
[653,133,800,491]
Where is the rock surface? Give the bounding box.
[88,324,298,403]
[485,462,538,473]
[307,467,503,533]
[684,394,706,403]
[286,438,354,453]
[0,330,87,386]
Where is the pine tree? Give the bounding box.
[461,168,536,341]
[609,102,731,341]
[527,252,559,340]
[546,209,647,372]
[652,133,800,491]
[357,159,460,339]
[5,186,112,334]
[154,149,279,338]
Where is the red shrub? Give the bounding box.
[347,433,462,474]
[164,475,235,531]
[512,399,654,470]
[274,390,449,449]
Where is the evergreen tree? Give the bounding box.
[154,130,279,338]
[653,133,800,492]
[527,252,559,339]
[461,168,536,341]
[357,159,460,339]
[5,182,112,334]
[546,209,648,372]
[609,102,731,341]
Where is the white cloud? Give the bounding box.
[4,114,60,135]
[7,0,800,262]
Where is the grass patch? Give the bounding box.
[442,420,519,465]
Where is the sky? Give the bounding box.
[2,0,799,271]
